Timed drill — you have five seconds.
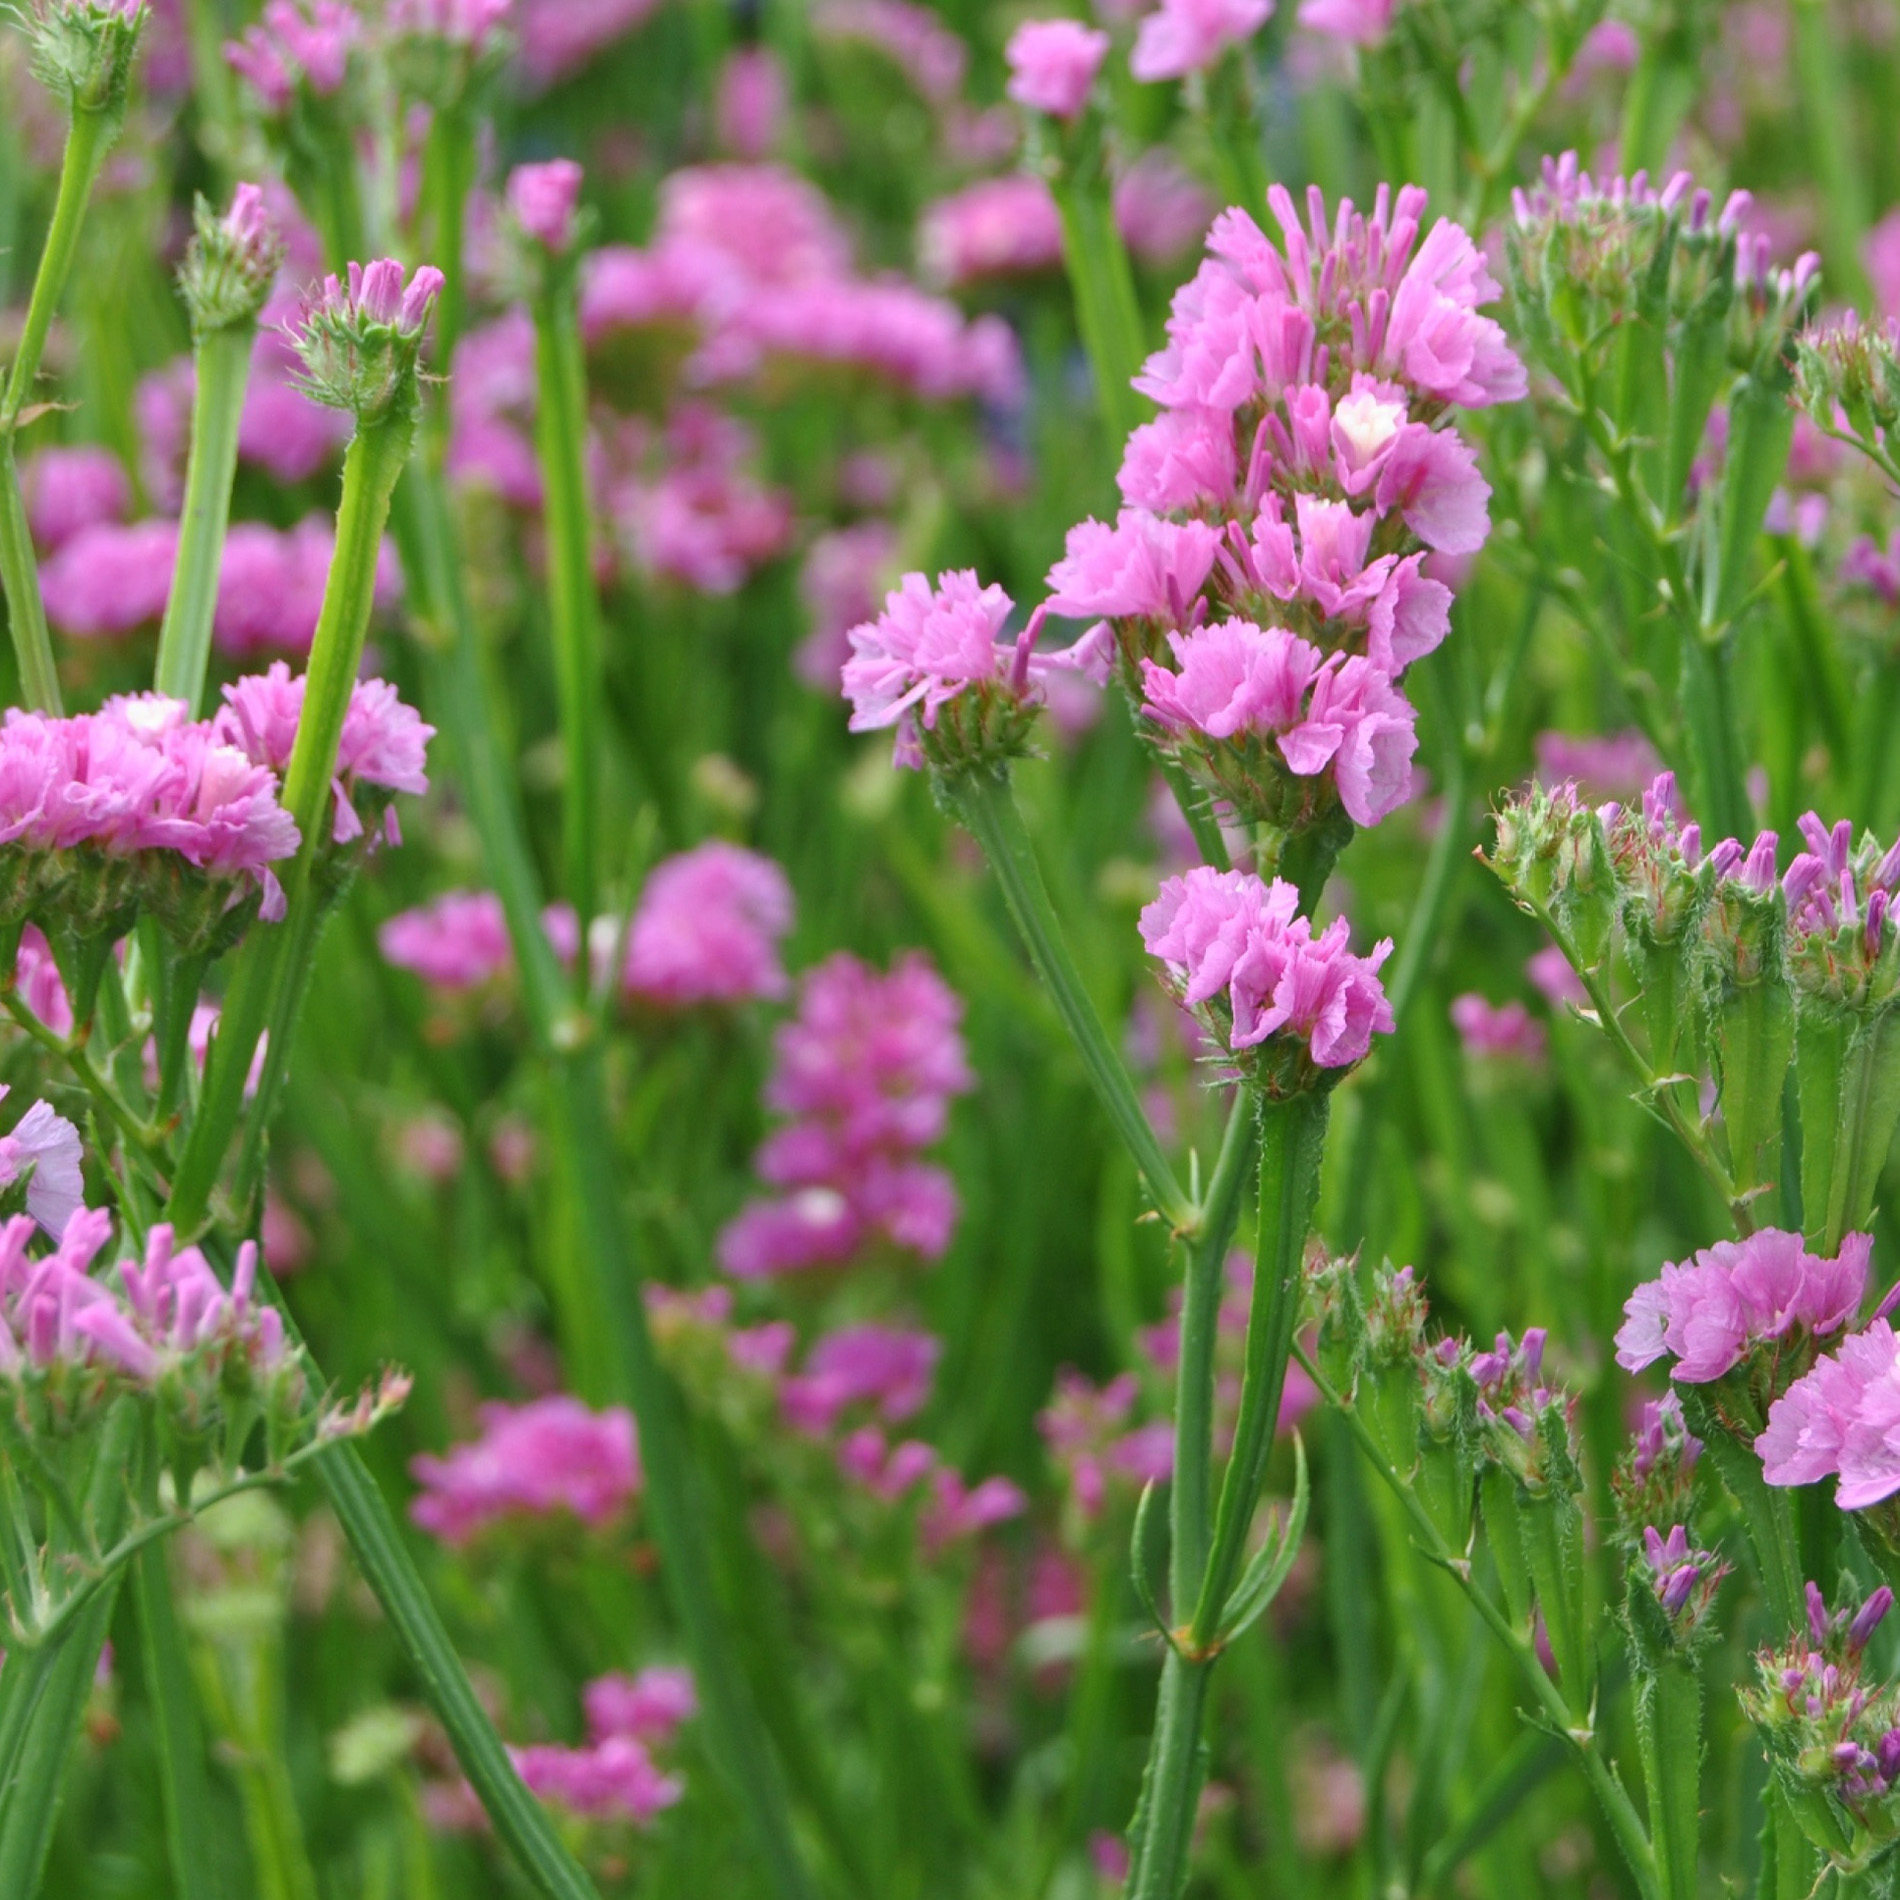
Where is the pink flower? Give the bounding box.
[40,520,179,639]
[1005,17,1110,118]
[512,0,663,89]
[1139,865,1394,1066]
[1374,424,1492,553]
[919,177,1064,288]
[379,891,515,990]
[0,1087,84,1236]
[1617,1229,1872,1383]
[410,1396,640,1544]
[1286,656,1417,825]
[1297,0,1392,44]
[225,0,360,109]
[507,159,584,253]
[1045,511,1222,622]
[715,45,787,158]
[796,522,900,690]
[1449,993,1546,1063]
[583,1667,698,1746]
[1140,619,1323,742]
[1525,943,1587,1010]
[1113,150,1215,266]
[780,1324,941,1434]
[1118,408,1238,512]
[19,447,130,554]
[811,0,968,103]
[511,1736,683,1825]
[14,927,72,1037]
[1131,0,1273,81]
[623,842,793,1007]
[1759,1320,1900,1509]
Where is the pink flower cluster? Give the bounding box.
[212,662,433,846]
[410,1395,641,1544]
[1139,866,1394,1073]
[511,0,664,89]
[580,164,1022,408]
[225,0,359,110]
[836,1424,1028,1550]
[1781,813,1900,977]
[1616,1228,1871,1384]
[780,1323,941,1435]
[507,158,584,253]
[1760,1317,1900,1509]
[810,0,967,103]
[602,406,795,596]
[843,569,1110,768]
[19,446,130,554]
[1131,0,1273,82]
[623,841,794,1008]
[0,1211,296,1398]
[0,694,299,928]
[718,951,972,1279]
[1045,185,1519,834]
[0,1087,84,1236]
[509,1667,692,1826]
[379,889,519,990]
[1449,993,1546,1064]
[1004,18,1109,119]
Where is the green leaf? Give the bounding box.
[1132,1480,1176,1646]
[1677,1386,1803,1630]
[1711,376,1796,628]
[1214,1434,1310,1646]
[1717,977,1795,1200]
[1480,1467,1533,1632]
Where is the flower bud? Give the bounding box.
[289,258,444,425]
[179,183,283,339]
[27,0,145,119]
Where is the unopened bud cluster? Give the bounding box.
[180,183,284,339]
[290,258,445,426]
[27,0,146,120]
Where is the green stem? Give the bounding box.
[154,321,256,712]
[1789,0,1867,307]
[530,267,605,937]
[1123,1650,1212,1900]
[1169,1093,1257,1617]
[951,766,1193,1229]
[419,106,474,380]
[388,459,818,1899]
[1049,166,1147,453]
[1190,1091,1329,1643]
[0,449,60,714]
[168,414,417,1235]
[135,1546,217,1900]
[1636,1656,1702,1900]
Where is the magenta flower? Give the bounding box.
[1118,409,1240,513]
[918,177,1064,289]
[1131,0,1273,81]
[1449,994,1547,1064]
[225,0,360,109]
[583,1667,698,1747]
[780,1324,942,1435]
[19,447,130,555]
[507,158,585,253]
[409,1396,640,1544]
[1004,17,1111,117]
[40,520,179,640]
[1140,865,1394,1072]
[1297,0,1392,44]
[623,842,793,1007]
[1045,511,1223,623]
[510,1736,683,1826]
[1617,1229,1872,1384]
[379,890,515,991]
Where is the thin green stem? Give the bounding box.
[1123,1650,1212,1900]
[1297,1343,1661,1900]
[134,1548,217,1900]
[1168,1092,1257,1617]
[1049,164,1147,452]
[154,321,256,712]
[1191,1091,1328,1644]
[0,446,59,714]
[530,267,605,937]
[168,414,417,1234]
[951,767,1193,1230]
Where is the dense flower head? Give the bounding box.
[1741,1584,1900,1831]
[918,176,1064,289]
[1139,619,1419,828]
[780,1324,941,1435]
[1758,1319,1900,1509]
[410,1396,640,1544]
[719,950,970,1281]
[1004,18,1110,118]
[1638,1523,1729,1634]
[26,0,148,114]
[622,842,793,1008]
[290,258,445,422]
[39,520,178,639]
[1606,771,1711,945]
[1779,812,1900,1006]
[378,890,515,991]
[0,694,301,944]
[212,662,431,849]
[1612,1393,1704,1541]
[225,0,360,111]
[1617,1228,1871,1384]
[507,158,584,254]
[1139,866,1393,1088]
[1130,0,1273,82]
[843,570,1109,770]
[503,1667,691,1828]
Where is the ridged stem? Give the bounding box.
[135,1546,218,1900]
[153,321,256,712]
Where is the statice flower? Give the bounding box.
[1297,0,1392,44]
[1638,1523,1729,1635]
[19,446,130,554]
[511,0,660,88]
[0,1087,84,1235]
[780,1324,941,1434]
[179,181,284,336]
[213,662,433,846]
[1005,18,1110,118]
[1757,1319,1900,1508]
[410,1396,640,1544]
[289,258,445,424]
[719,951,972,1279]
[224,0,359,110]
[506,157,584,253]
[836,1425,1027,1550]
[1139,865,1393,1087]
[919,177,1064,289]
[1612,1393,1704,1539]
[1449,993,1546,1064]
[40,520,179,638]
[1779,812,1900,1007]
[584,1667,697,1745]
[621,842,793,1008]
[214,516,398,658]
[1616,1228,1871,1384]
[378,890,515,991]
[843,570,1110,770]
[1131,0,1273,81]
